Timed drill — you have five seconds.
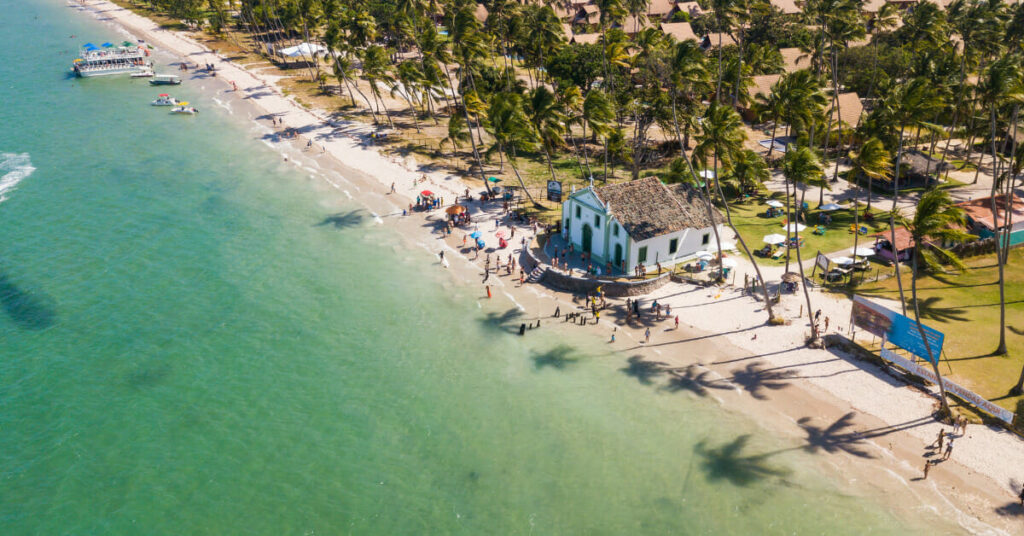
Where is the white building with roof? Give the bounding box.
[560,177,725,272]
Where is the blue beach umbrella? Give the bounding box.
[487,176,501,183]
[469,231,482,239]
[101,42,113,47]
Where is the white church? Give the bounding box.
[560,176,725,272]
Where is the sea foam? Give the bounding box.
[0,152,34,204]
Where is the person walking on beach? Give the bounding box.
[390,182,396,194]
[675,315,679,330]
[942,437,954,461]
[644,327,651,344]
[932,429,945,451]
[1018,484,1024,506]
[922,460,932,480]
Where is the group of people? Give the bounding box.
[921,416,971,479]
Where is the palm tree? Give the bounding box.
[782,145,824,342]
[527,86,568,184]
[582,89,615,181]
[897,188,974,419]
[866,3,899,101]
[441,112,470,153]
[729,149,770,193]
[886,77,946,315]
[361,45,396,129]
[978,56,1022,356]
[846,137,893,212]
[708,0,739,102]
[486,92,542,206]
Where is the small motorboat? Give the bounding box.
[151,94,178,106]
[150,73,182,85]
[170,102,198,115]
[131,67,154,78]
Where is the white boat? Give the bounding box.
[131,67,154,78]
[151,94,178,106]
[150,74,182,86]
[170,102,198,115]
[72,43,152,77]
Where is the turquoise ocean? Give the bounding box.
[1,1,963,534]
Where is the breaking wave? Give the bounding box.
[0,152,34,204]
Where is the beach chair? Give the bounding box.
[771,248,785,260]
[859,226,869,235]
[813,225,826,235]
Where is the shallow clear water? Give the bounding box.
[0,2,963,534]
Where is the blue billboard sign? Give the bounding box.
[852,296,944,363]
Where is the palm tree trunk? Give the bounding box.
[911,249,952,418]
[508,145,541,206]
[989,103,1007,355]
[890,125,909,315]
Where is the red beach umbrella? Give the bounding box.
[420,190,434,197]
[158,93,169,97]
[495,231,506,238]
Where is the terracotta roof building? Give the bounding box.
[956,194,1024,245]
[660,21,699,42]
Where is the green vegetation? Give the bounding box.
[854,249,1024,414]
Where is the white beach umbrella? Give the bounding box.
[763,233,786,245]
[820,203,842,211]
[783,222,806,233]
[851,247,875,257]
[832,256,855,266]
[765,200,784,208]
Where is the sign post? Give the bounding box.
[546,180,562,203]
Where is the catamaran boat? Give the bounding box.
[71,42,152,77]
[170,102,198,115]
[149,74,182,86]
[151,94,178,106]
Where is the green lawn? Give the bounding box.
[727,193,891,265]
[851,249,1024,415]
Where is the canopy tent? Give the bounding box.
[819,203,842,211]
[278,42,327,58]
[763,233,786,245]
[783,222,807,233]
[766,200,784,208]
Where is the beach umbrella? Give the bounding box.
[469,231,481,239]
[158,93,169,97]
[83,42,96,48]
[487,176,501,183]
[101,42,113,47]
[720,258,738,268]
[832,256,855,266]
[851,246,875,257]
[445,205,466,215]
[783,222,806,233]
[495,231,507,238]
[820,203,842,211]
[763,233,786,245]
[420,190,434,197]
[122,40,134,46]
[766,200,784,208]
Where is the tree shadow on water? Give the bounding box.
[694,435,791,487]
[315,210,365,229]
[0,274,56,330]
[478,308,525,333]
[620,355,669,385]
[729,362,797,400]
[663,365,733,397]
[532,345,580,370]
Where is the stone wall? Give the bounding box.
[539,269,672,297]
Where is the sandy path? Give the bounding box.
[71,1,1024,532]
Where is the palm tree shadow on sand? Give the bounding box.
[694,435,791,487]
[729,362,798,400]
[0,274,56,330]
[532,344,581,370]
[663,365,734,397]
[798,412,875,459]
[315,210,365,229]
